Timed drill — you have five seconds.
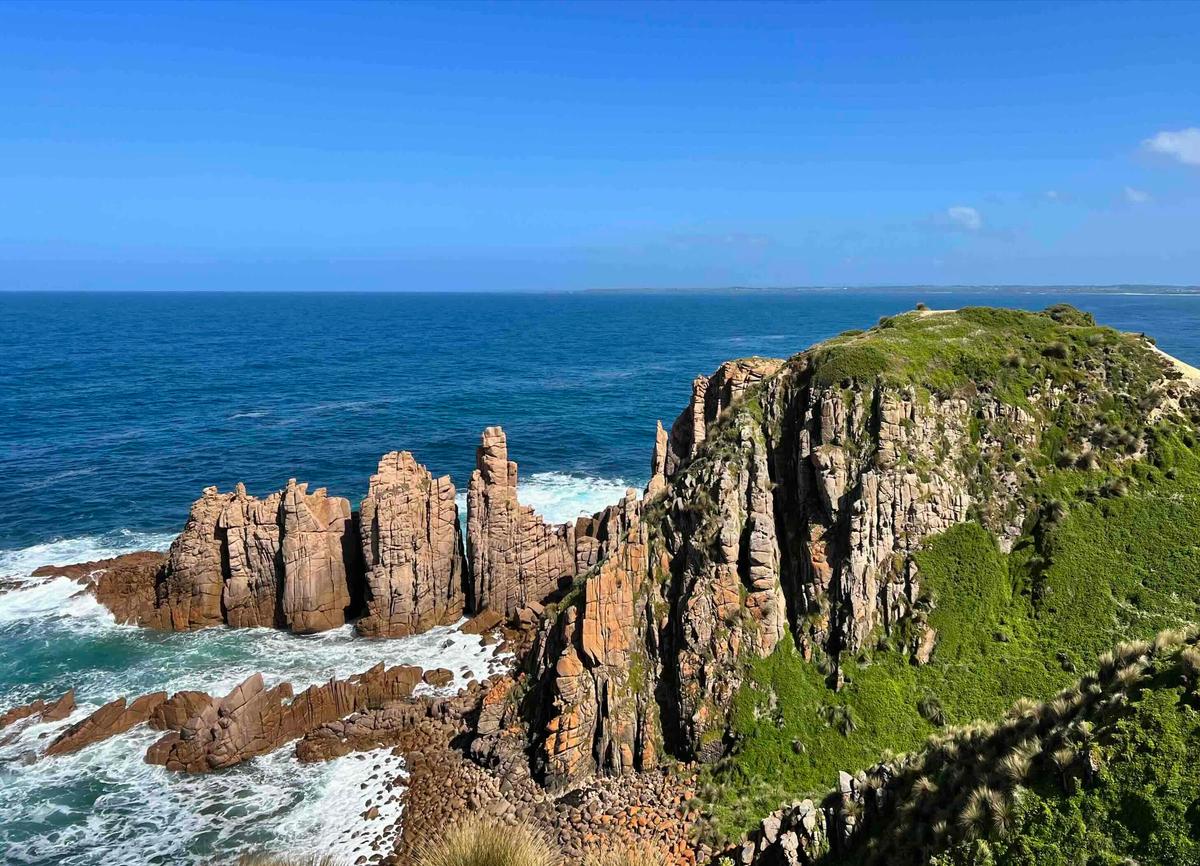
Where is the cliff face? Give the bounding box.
[357,451,466,637]
[151,480,359,634]
[516,307,1191,790]
[466,426,577,620]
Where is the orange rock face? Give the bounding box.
[466,427,576,621]
[150,480,359,634]
[0,689,75,730]
[536,494,660,788]
[33,552,166,626]
[357,451,466,637]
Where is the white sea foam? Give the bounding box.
[0,527,509,864]
[0,529,176,582]
[455,470,633,526]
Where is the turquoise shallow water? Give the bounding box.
[1,289,1198,864]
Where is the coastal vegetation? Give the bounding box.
[841,627,1200,865]
[688,305,1200,843]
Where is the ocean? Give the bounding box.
[2,288,1199,864]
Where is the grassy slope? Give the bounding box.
[928,683,1200,866]
[694,306,1200,842]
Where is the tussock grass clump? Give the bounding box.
[416,818,558,866]
[584,841,670,866]
[235,856,340,866]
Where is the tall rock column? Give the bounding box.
[466,426,575,620]
[156,486,235,630]
[219,484,284,629]
[357,451,466,637]
[280,479,356,634]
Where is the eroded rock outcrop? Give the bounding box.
[144,480,360,634]
[45,692,167,757]
[0,689,75,730]
[145,663,421,772]
[32,553,166,626]
[512,309,1182,786]
[664,358,784,476]
[467,427,576,621]
[532,491,660,787]
[357,452,466,637]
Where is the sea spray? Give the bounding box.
[0,529,510,865]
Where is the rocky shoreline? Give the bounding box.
[8,306,1198,865]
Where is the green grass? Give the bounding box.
[806,306,1164,411]
[701,431,1200,841]
[929,686,1200,866]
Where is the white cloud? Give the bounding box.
[1045,189,1060,200]
[946,205,982,231]
[1124,186,1151,204]
[1144,127,1200,166]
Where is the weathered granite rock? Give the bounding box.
[518,339,1077,781]
[218,483,283,629]
[278,479,357,633]
[156,486,234,630]
[45,692,166,757]
[148,480,359,634]
[646,420,669,499]
[0,689,75,730]
[663,358,784,476]
[357,452,466,637]
[149,691,215,732]
[32,553,166,626]
[145,663,422,773]
[466,427,576,621]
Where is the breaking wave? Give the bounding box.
[454,471,633,526]
[0,529,507,865]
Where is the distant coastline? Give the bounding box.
[582,283,1200,295]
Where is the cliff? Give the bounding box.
[26,303,1200,861]
[501,305,1200,844]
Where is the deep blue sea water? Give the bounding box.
[1,288,1198,864]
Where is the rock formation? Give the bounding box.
[145,663,421,772]
[107,480,361,634]
[357,451,466,637]
[45,692,167,757]
[467,427,577,621]
[0,689,75,730]
[32,553,166,626]
[509,307,1193,790]
[663,358,783,476]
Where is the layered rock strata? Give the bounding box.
[357,451,466,637]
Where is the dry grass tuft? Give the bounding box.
[415,817,559,866]
[583,841,670,866]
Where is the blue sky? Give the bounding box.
[1,0,1198,291]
